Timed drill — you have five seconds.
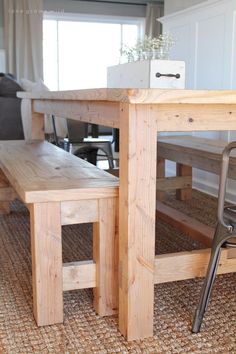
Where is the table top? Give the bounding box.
[17,88,236,105]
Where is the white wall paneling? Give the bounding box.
[159,0,236,201]
[164,0,205,15]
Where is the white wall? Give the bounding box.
[164,0,205,15]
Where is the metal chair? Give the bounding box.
[52,116,114,169]
[192,141,236,333]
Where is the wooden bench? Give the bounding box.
[0,140,119,326]
[156,135,236,247]
[157,135,236,201]
[153,135,236,284]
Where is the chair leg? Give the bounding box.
[101,142,114,169]
[192,223,231,333]
[112,128,119,153]
[73,147,98,166]
[73,143,114,169]
[87,149,98,166]
[91,124,99,138]
[90,142,114,169]
[63,138,70,152]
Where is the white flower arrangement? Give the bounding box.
[120,32,175,63]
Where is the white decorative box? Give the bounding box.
[107,59,185,89]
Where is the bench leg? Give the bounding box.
[93,197,118,316]
[176,163,192,201]
[0,169,11,214]
[156,158,166,201]
[30,202,63,326]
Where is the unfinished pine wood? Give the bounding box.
[0,187,17,202]
[0,141,119,203]
[176,163,192,200]
[156,201,214,247]
[63,260,96,291]
[156,176,192,192]
[16,88,236,341]
[151,104,236,132]
[154,248,236,284]
[119,103,157,341]
[30,202,63,326]
[34,100,120,129]
[157,135,236,178]
[156,158,166,201]
[17,88,236,105]
[93,197,118,316]
[61,200,98,225]
[0,168,11,214]
[226,247,236,259]
[31,110,45,140]
[21,99,44,140]
[21,98,32,140]
[18,91,236,134]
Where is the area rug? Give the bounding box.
[0,190,236,353]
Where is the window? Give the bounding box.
[43,14,144,90]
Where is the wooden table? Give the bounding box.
[18,88,236,341]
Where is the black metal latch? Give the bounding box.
[156,73,181,79]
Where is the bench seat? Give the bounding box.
[157,135,236,201]
[0,140,119,327]
[156,134,236,247]
[158,135,236,177]
[0,140,118,203]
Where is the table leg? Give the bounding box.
[30,202,63,326]
[21,99,45,140]
[119,103,157,340]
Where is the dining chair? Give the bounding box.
[192,141,236,333]
[52,116,114,169]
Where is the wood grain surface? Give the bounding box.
[0,141,119,203]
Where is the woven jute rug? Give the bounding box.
[0,190,236,353]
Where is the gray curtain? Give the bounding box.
[3,0,43,80]
[145,3,164,38]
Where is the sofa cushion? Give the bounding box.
[0,97,24,139]
[0,74,23,97]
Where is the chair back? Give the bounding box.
[66,119,88,143]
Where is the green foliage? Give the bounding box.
[120,33,175,62]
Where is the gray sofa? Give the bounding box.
[0,73,24,140]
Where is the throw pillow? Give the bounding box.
[20,78,49,92]
[20,78,67,137]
